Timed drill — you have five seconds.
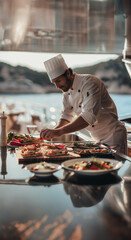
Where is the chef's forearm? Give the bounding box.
[60,116,89,135]
[55,118,70,129]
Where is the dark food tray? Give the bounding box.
[74,148,115,159]
[79,152,115,158]
[15,148,80,164]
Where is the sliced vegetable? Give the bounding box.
[70,159,113,171]
[10,141,25,146]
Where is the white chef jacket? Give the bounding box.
[60,74,127,154]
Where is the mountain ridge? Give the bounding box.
[0,56,131,94]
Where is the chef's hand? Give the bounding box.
[40,128,62,139]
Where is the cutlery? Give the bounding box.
[101,143,131,162]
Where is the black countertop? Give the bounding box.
[0,146,131,240]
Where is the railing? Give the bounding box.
[0,96,60,133]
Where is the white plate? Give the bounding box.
[25,162,61,177]
[62,158,123,176]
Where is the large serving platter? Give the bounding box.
[62,158,123,176]
[15,148,80,164]
[67,141,114,158]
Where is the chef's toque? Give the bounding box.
[44,54,68,80]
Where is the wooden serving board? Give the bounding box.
[15,148,80,164]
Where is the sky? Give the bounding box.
[0,51,118,72]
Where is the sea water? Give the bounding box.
[0,93,131,118]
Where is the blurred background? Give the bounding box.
[0,1,130,155]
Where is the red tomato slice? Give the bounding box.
[12,138,18,142]
[51,167,56,170]
[55,144,66,149]
[90,165,100,170]
[32,167,39,171]
[75,166,79,170]
[103,163,111,169]
[18,138,22,142]
[10,141,25,146]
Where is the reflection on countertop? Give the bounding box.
[62,170,122,208]
[102,177,131,239]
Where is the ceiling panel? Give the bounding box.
[0,0,126,54]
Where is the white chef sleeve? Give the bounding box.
[60,93,75,122]
[80,78,101,125]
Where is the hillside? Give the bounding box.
[0,56,131,94]
[0,61,54,93]
[74,56,131,93]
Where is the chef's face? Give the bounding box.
[51,70,72,92]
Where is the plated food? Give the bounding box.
[41,143,66,149]
[74,148,110,157]
[25,162,61,177]
[17,143,68,159]
[69,159,113,170]
[62,158,123,176]
[7,132,43,147]
[21,144,42,158]
[13,137,114,163]
[40,143,66,150]
[44,149,68,157]
[7,132,68,151]
[72,141,99,148]
[70,141,113,158]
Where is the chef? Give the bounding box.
[40,54,127,154]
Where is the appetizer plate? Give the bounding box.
[25,162,61,177]
[62,158,123,176]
